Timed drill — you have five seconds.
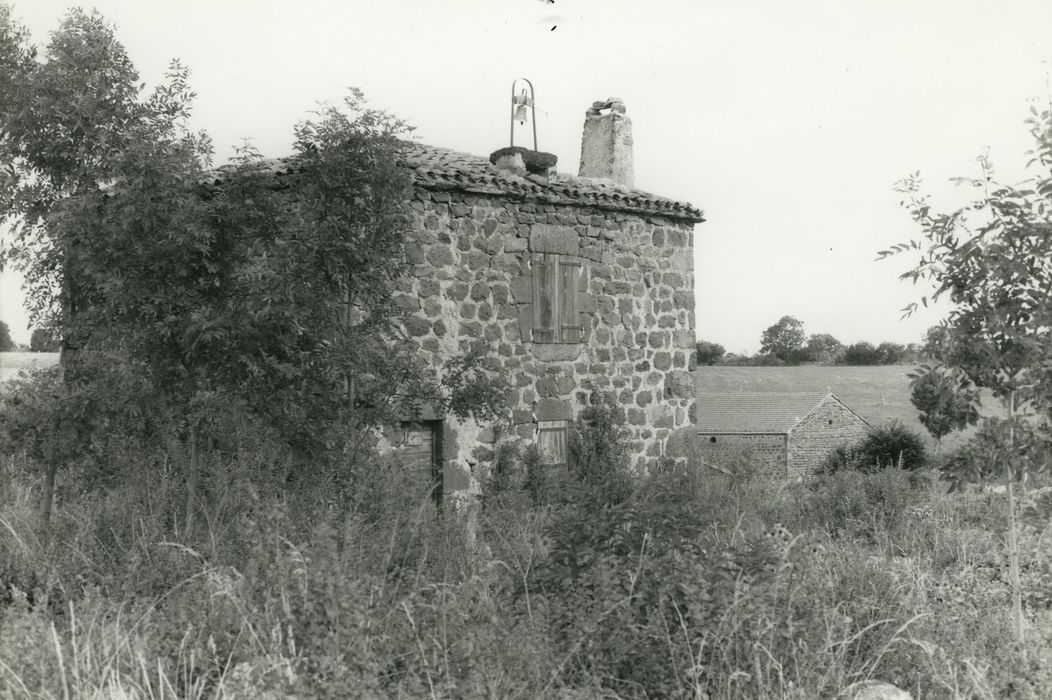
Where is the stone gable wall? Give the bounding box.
[692,433,786,477]
[395,188,697,491]
[787,400,869,478]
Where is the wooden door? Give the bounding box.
[397,420,443,505]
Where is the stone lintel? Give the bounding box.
[535,398,572,421]
[529,224,580,256]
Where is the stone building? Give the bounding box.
[694,393,869,478]
[381,98,705,499]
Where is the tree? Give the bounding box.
[759,315,805,363]
[909,366,979,445]
[695,340,725,365]
[0,7,216,531]
[902,343,924,363]
[876,341,906,365]
[922,325,949,358]
[882,102,1052,644]
[803,333,842,364]
[0,7,505,534]
[840,341,882,365]
[29,328,60,352]
[0,320,13,351]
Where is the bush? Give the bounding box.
[481,392,635,511]
[820,421,928,473]
[482,440,568,509]
[530,465,795,697]
[861,421,928,470]
[0,320,13,352]
[29,328,60,352]
[567,391,634,508]
[840,341,883,365]
[695,340,725,365]
[794,468,925,540]
[876,341,906,365]
[749,352,786,366]
[803,333,844,364]
[935,417,1050,490]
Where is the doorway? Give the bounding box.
[396,420,443,506]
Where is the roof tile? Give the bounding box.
[695,393,835,434]
[204,141,705,223]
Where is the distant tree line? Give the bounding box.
[696,316,947,367]
[0,321,63,352]
[0,320,14,351]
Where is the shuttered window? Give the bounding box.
[532,254,582,343]
[537,420,568,466]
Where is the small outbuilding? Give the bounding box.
[217,96,703,504]
[694,392,869,478]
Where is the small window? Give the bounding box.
[538,420,569,465]
[709,436,717,443]
[532,254,582,344]
[828,419,834,426]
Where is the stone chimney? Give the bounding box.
[578,98,634,188]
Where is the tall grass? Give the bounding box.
[1,432,1051,697]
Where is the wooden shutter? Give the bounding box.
[538,420,568,465]
[534,255,584,344]
[558,261,581,343]
[532,254,557,343]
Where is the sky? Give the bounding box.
[1,0,1051,353]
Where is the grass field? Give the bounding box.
[0,351,60,383]
[694,364,996,450]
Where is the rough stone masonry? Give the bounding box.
[385,98,704,498]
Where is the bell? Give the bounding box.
[509,78,537,150]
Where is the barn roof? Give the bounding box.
[695,392,856,434]
[207,141,705,223]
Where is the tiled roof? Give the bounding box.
[695,393,835,434]
[207,141,704,223]
[401,142,704,222]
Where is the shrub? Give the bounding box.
[482,440,567,509]
[481,392,634,511]
[876,341,906,365]
[695,340,726,365]
[29,328,60,352]
[567,391,634,508]
[0,320,13,352]
[803,333,843,364]
[530,467,791,697]
[935,417,1050,491]
[819,442,862,475]
[840,341,883,365]
[861,421,928,471]
[795,468,925,540]
[821,422,928,473]
[481,439,527,507]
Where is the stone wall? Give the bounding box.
[692,433,786,477]
[395,188,697,492]
[787,399,869,478]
